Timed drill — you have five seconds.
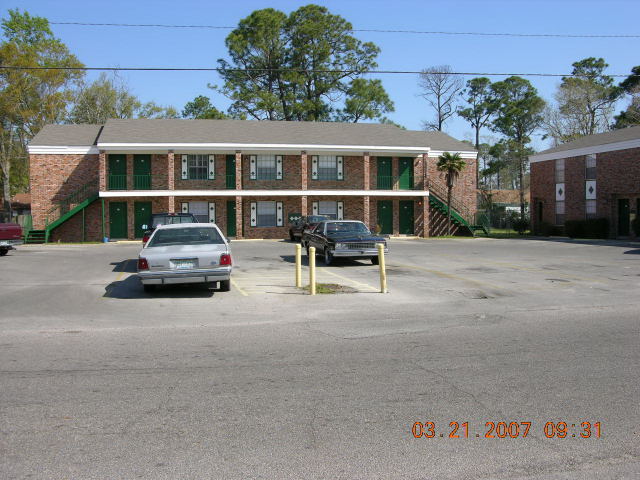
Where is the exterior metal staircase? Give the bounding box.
[24,180,99,243]
[428,179,489,236]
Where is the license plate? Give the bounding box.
[172,259,196,270]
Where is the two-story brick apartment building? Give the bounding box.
[26,119,478,242]
[530,125,640,237]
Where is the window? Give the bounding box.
[257,201,276,227]
[555,159,565,183]
[257,155,277,180]
[586,199,597,219]
[555,201,565,225]
[585,154,596,180]
[188,201,209,223]
[148,227,224,247]
[187,155,208,180]
[317,156,338,180]
[318,201,338,219]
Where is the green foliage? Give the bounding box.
[613,66,640,129]
[457,77,495,149]
[216,5,386,121]
[536,221,562,237]
[378,117,406,129]
[0,9,84,209]
[337,79,394,122]
[68,73,178,124]
[564,218,609,239]
[509,212,529,235]
[490,76,544,219]
[437,152,467,235]
[181,95,227,119]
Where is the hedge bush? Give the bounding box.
[632,216,640,236]
[536,221,562,236]
[564,218,609,239]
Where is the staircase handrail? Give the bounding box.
[427,178,474,224]
[45,179,99,227]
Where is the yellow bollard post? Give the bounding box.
[377,243,387,293]
[309,246,316,295]
[295,243,302,288]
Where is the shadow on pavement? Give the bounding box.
[104,275,215,299]
[623,249,640,255]
[110,259,139,273]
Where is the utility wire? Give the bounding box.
[0,65,636,78]
[48,22,640,38]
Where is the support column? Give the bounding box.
[392,156,399,190]
[301,150,308,190]
[301,196,308,216]
[363,152,370,190]
[99,151,107,191]
[126,154,134,190]
[167,150,175,213]
[393,199,399,236]
[127,199,135,240]
[235,151,243,238]
[421,195,430,238]
[423,153,429,189]
[363,196,370,228]
[235,151,242,190]
[235,195,243,239]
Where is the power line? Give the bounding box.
[48,21,640,38]
[0,65,636,78]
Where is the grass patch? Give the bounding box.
[302,283,357,294]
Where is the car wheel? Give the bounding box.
[289,230,295,242]
[0,248,8,256]
[143,284,156,293]
[371,256,379,265]
[324,248,334,265]
[219,279,231,292]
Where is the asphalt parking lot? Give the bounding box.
[1,237,639,479]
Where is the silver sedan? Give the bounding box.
[137,223,232,292]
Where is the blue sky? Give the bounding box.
[6,0,640,150]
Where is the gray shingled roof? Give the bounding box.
[535,125,640,155]
[30,119,476,152]
[29,124,103,146]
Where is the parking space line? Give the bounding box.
[317,267,379,292]
[231,278,249,296]
[115,259,132,281]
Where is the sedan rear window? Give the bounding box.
[147,227,224,247]
[152,215,196,227]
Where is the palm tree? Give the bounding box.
[436,152,467,235]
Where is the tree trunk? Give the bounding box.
[1,163,11,221]
[519,151,525,220]
[475,126,480,188]
[447,185,452,236]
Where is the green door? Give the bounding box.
[108,154,127,190]
[134,201,152,238]
[226,201,236,237]
[377,157,392,189]
[109,201,128,239]
[398,158,414,190]
[133,154,151,190]
[377,200,393,234]
[226,155,236,189]
[618,199,630,236]
[399,200,414,234]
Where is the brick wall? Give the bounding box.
[30,153,99,229]
[426,155,477,215]
[530,147,640,236]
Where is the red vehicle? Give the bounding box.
[0,222,23,256]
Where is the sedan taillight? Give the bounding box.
[219,254,232,266]
[137,258,149,271]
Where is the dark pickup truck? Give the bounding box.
[288,215,328,242]
[0,223,23,256]
[301,219,388,265]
